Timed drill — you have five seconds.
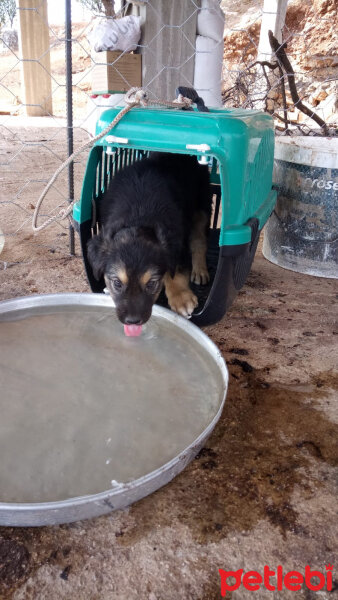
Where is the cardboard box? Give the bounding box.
[91,51,142,94]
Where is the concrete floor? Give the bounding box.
[0,243,337,599]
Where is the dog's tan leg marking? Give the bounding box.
[164,271,198,318]
[190,211,210,285]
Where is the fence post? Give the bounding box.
[257,0,288,62]
[253,0,288,112]
[65,0,75,256]
[17,0,53,117]
[139,0,200,100]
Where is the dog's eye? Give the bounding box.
[111,277,122,292]
[145,279,160,293]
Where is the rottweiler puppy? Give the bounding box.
[87,152,212,331]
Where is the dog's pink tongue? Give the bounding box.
[124,324,143,337]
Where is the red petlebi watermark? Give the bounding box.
[219,564,333,596]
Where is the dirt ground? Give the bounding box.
[0,121,338,599]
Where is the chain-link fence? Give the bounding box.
[0,0,337,300]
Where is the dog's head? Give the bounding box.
[88,225,172,325]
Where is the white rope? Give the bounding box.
[32,88,192,233]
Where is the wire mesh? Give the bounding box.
[0,0,337,301]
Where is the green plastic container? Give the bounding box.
[73,106,276,325]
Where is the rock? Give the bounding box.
[309,89,329,106]
[318,92,338,122]
[266,98,275,112]
[315,90,329,103]
[268,89,279,100]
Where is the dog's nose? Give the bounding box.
[124,316,143,325]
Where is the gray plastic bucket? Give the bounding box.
[263,137,338,278]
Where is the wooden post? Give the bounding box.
[139,0,200,100]
[18,0,53,116]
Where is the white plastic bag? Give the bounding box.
[197,0,225,43]
[88,16,141,53]
[193,35,223,108]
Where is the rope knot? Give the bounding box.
[173,94,193,109]
[125,87,148,107]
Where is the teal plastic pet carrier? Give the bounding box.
[73,103,276,326]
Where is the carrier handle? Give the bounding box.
[175,87,209,112]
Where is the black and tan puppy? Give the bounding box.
[87,152,212,331]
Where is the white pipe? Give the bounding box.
[257,0,288,62]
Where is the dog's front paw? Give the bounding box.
[168,289,198,318]
[191,265,210,286]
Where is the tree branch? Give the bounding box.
[268,30,329,135]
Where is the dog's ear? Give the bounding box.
[87,218,126,279]
[87,232,113,280]
[102,218,125,240]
